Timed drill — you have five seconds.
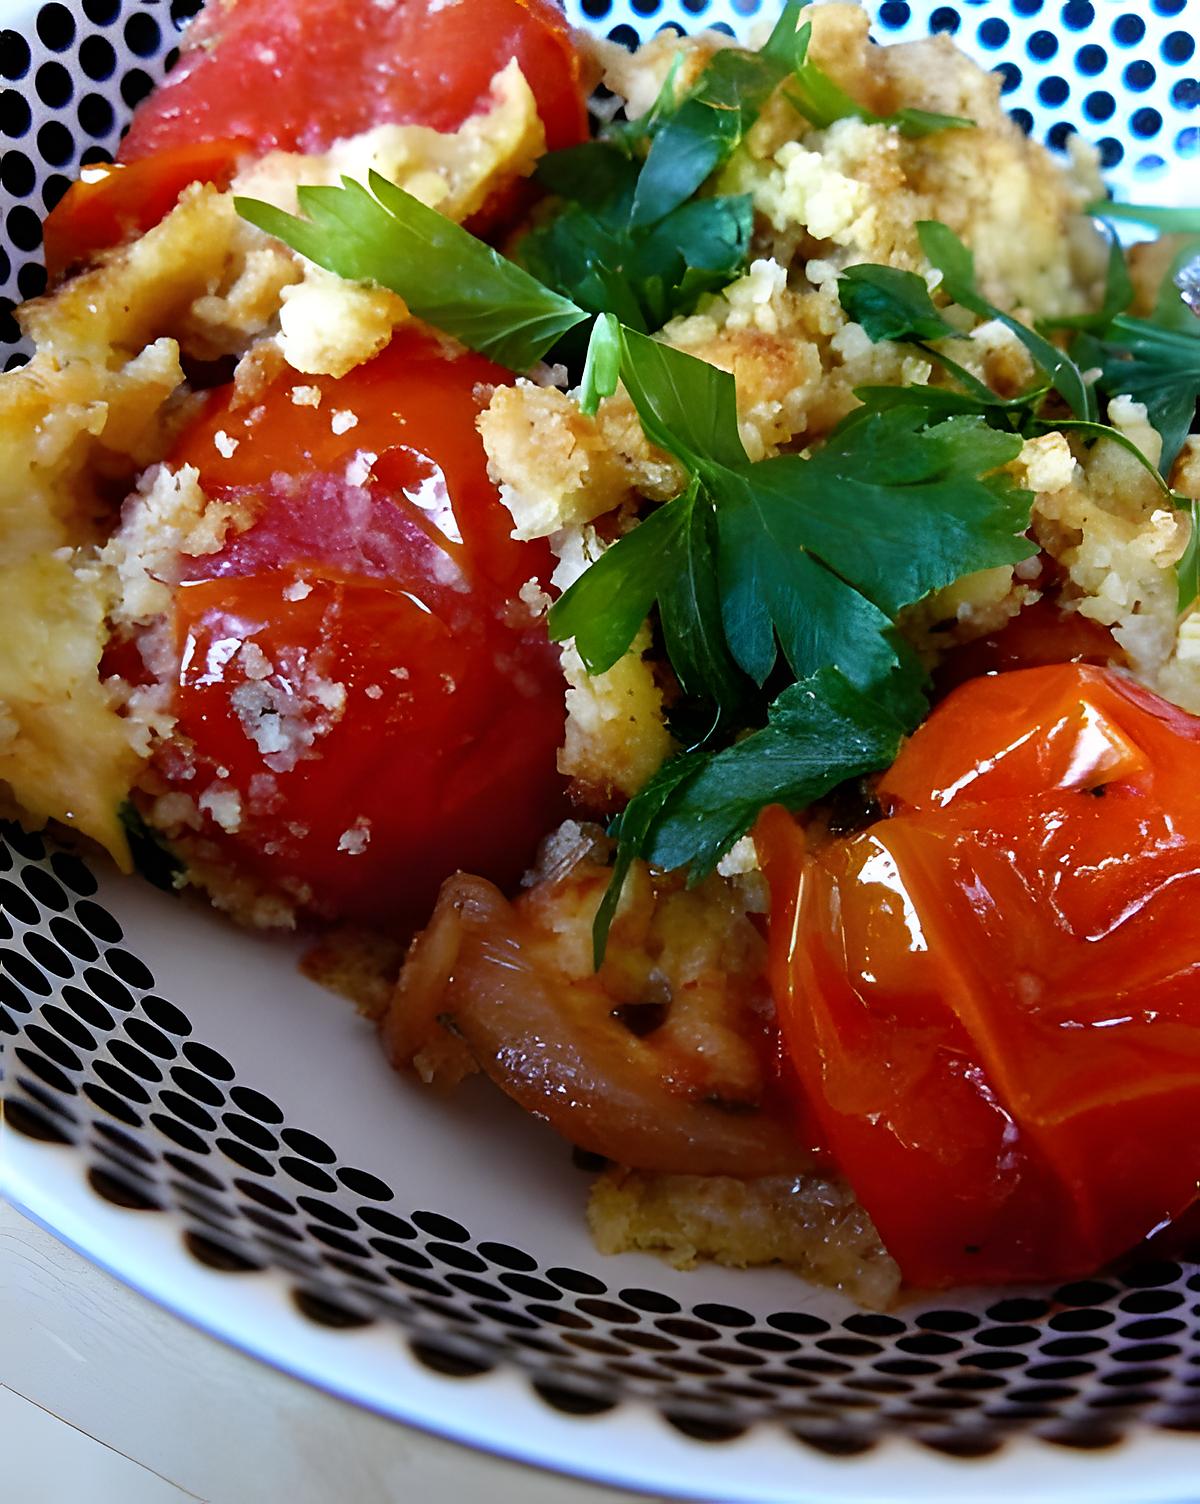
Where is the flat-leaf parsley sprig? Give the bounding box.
[553,317,1033,957]
[515,3,804,334]
[837,245,1172,477]
[1081,204,1199,484]
[917,220,1099,420]
[236,173,587,372]
[516,7,972,336]
[1096,316,1200,479]
[557,316,1032,715]
[590,669,907,967]
[836,217,1199,604]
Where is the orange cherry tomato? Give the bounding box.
[119,0,588,164]
[41,139,248,280]
[157,327,567,927]
[760,664,1200,1287]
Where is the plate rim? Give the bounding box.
[9,1134,1200,1504]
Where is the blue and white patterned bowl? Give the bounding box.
[1,3,1199,1498]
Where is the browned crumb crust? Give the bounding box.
[300,926,409,1020]
[588,1166,901,1309]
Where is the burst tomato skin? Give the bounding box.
[119,0,587,163]
[759,664,1200,1287]
[159,327,566,927]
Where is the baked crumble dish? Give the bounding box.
[4,0,1200,1307]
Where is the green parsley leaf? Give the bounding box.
[837,264,957,342]
[630,2,806,228]
[1097,314,1200,476]
[523,27,773,335]
[918,219,1098,420]
[774,405,1033,616]
[1086,201,1200,235]
[592,748,708,967]
[236,173,587,372]
[856,372,1180,506]
[838,259,1184,497]
[653,477,752,723]
[550,481,698,678]
[118,802,184,893]
[534,139,639,210]
[887,107,979,137]
[549,473,750,731]
[612,323,746,466]
[836,262,1031,405]
[634,196,755,328]
[579,311,622,417]
[522,8,813,335]
[520,193,753,332]
[551,324,1033,708]
[518,203,652,332]
[713,458,905,691]
[591,667,907,958]
[851,381,1047,425]
[1178,497,1200,614]
[1079,232,1200,483]
[640,668,907,880]
[787,23,974,138]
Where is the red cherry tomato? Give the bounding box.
[158,327,566,926]
[49,1,585,272]
[759,664,1200,1287]
[934,596,1121,696]
[41,139,248,281]
[119,0,588,164]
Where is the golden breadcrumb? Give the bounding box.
[588,1167,901,1309]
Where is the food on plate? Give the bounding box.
[3,0,1200,1301]
[154,326,568,926]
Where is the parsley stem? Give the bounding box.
[910,339,1015,409]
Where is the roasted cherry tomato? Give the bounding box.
[41,139,248,281]
[47,1,586,273]
[759,664,1200,1287]
[158,326,567,927]
[119,0,588,163]
[934,596,1122,696]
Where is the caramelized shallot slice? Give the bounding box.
[383,873,810,1177]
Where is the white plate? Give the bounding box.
[2,2,1200,1498]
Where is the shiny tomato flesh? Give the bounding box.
[119,0,587,163]
[760,664,1200,1287]
[158,327,566,927]
[41,139,248,281]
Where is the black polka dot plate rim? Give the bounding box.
[2,0,1199,1498]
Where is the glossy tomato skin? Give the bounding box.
[760,665,1200,1287]
[159,327,566,928]
[119,0,587,163]
[41,140,248,281]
